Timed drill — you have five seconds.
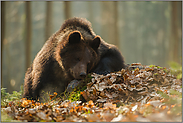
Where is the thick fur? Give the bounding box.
[23,17,126,100]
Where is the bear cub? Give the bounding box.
[23,17,126,100]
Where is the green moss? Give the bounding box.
[163,68,168,73]
[66,74,92,101]
[153,73,159,76]
[149,65,163,69]
[157,66,163,69]
[149,65,155,68]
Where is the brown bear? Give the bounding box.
[23,17,126,100]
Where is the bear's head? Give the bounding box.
[55,31,101,80]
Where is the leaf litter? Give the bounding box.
[1,63,182,122]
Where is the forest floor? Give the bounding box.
[1,63,182,122]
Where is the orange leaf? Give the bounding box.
[27,100,31,103]
[118,88,122,91]
[145,102,150,107]
[49,94,55,100]
[171,104,176,108]
[26,111,29,115]
[89,100,94,105]
[8,102,12,107]
[31,100,35,104]
[70,109,73,113]
[161,106,166,110]
[167,110,171,114]
[22,100,29,107]
[54,92,57,96]
[134,115,138,118]
[160,98,164,102]
[88,100,94,108]
[93,89,97,96]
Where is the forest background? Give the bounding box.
[1,1,182,93]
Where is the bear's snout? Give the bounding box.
[70,63,87,80]
[80,72,86,78]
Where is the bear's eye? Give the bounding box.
[87,61,91,65]
[75,57,81,61]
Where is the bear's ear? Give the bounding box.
[91,36,101,50]
[68,31,81,44]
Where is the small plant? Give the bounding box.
[67,89,81,102]
[1,87,23,107]
[65,74,91,102]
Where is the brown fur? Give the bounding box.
[23,17,126,100]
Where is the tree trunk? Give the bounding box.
[1,1,6,87]
[114,1,119,47]
[101,2,114,45]
[45,1,53,41]
[169,2,179,63]
[1,2,5,50]
[88,2,93,23]
[25,1,32,69]
[64,1,71,20]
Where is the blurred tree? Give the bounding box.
[1,1,6,87]
[25,1,32,70]
[114,1,119,47]
[45,1,53,41]
[88,2,93,23]
[101,2,117,45]
[1,2,5,52]
[169,2,182,63]
[2,2,14,92]
[64,1,71,19]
